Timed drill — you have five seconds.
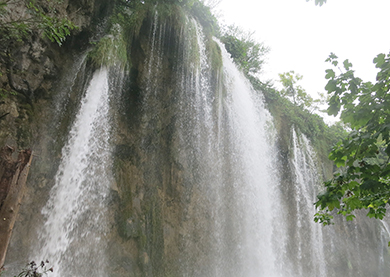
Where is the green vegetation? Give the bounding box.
[315,53,390,225]
[306,0,327,6]
[88,0,220,77]
[304,0,390,227]
[278,70,323,111]
[220,25,269,77]
[252,76,346,158]
[88,25,128,69]
[0,0,76,47]
[0,0,77,99]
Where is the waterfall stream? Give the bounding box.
[34,68,113,276]
[214,38,281,276]
[288,129,326,276]
[7,12,390,277]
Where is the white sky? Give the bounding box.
[215,0,390,100]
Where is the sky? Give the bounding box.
[214,0,390,108]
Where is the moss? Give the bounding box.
[187,0,219,36]
[207,39,222,71]
[88,25,128,69]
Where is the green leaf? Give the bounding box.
[325,69,335,79]
[347,180,359,190]
[346,214,355,221]
[344,197,360,210]
[327,95,341,116]
[328,52,338,60]
[325,80,337,93]
[374,53,386,68]
[343,59,353,70]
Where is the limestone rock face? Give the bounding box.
[0,0,113,148]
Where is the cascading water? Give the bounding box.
[287,128,326,276]
[136,13,283,275]
[213,39,282,276]
[33,68,113,276]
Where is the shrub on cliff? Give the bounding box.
[0,0,76,99]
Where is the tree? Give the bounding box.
[278,70,323,112]
[220,25,269,77]
[314,52,390,225]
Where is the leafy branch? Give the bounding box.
[315,52,390,224]
[0,260,53,277]
[0,0,77,46]
[278,70,325,113]
[0,0,77,99]
[220,24,269,77]
[13,260,53,277]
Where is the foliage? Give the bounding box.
[315,52,390,225]
[6,260,53,277]
[188,0,218,35]
[108,0,219,73]
[306,0,327,6]
[278,71,323,111]
[88,25,127,68]
[0,0,76,47]
[0,0,77,99]
[220,25,269,77]
[251,77,340,145]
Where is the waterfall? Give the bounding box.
[6,9,390,277]
[136,14,283,275]
[33,68,113,276]
[214,39,282,276]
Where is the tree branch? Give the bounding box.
[0,113,9,120]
